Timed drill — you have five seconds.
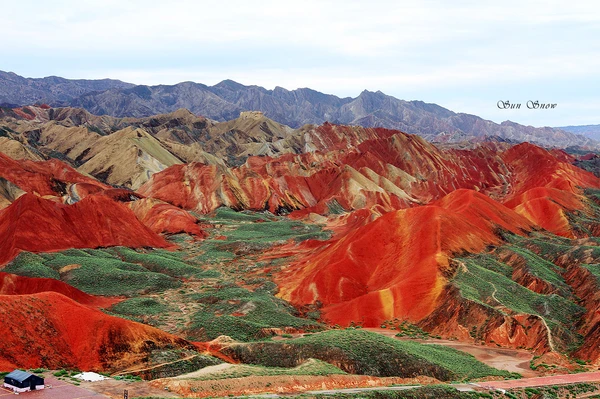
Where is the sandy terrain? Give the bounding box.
[79,378,180,399]
[0,376,109,399]
[173,363,234,379]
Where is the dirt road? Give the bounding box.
[478,371,600,390]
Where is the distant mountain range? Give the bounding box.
[0,71,134,106]
[0,70,597,149]
[559,124,600,142]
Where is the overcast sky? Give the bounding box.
[4,0,599,127]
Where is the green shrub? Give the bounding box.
[53,369,68,377]
[187,286,322,341]
[110,247,201,278]
[223,329,517,381]
[110,297,169,316]
[4,252,59,279]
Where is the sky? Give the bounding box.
[4,0,599,127]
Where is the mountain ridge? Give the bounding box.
[0,70,134,106]
[1,70,597,149]
[559,124,600,142]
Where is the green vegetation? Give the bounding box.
[113,374,143,381]
[3,247,221,296]
[3,208,331,341]
[223,218,329,243]
[224,329,517,381]
[110,297,170,316]
[394,321,433,339]
[132,383,600,399]
[4,252,60,279]
[455,257,584,351]
[204,207,271,224]
[184,207,331,283]
[504,246,571,294]
[110,247,213,278]
[584,263,600,279]
[29,368,47,374]
[123,350,224,380]
[506,233,573,261]
[465,254,512,277]
[195,207,330,248]
[186,359,345,381]
[44,253,180,296]
[187,285,322,341]
[187,239,236,265]
[454,258,579,323]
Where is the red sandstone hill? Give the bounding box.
[0,152,108,205]
[276,189,533,327]
[129,197,208,238]
[0,151,207,263]
[0,193,170,265]
[0,272,117,307]
[0,291,193,371]
[137,132,510,215]
[500,143,600,237]
[140,130,600,239]
[2,112,600,367]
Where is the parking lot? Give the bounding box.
[0,376,109,398]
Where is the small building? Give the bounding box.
[3,370,45,393]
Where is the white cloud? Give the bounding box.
[8,1,595,53]
[3,0,600,126]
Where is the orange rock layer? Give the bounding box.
[0,193,170,265]
[140,133,600,238]
[276,190,534,327]
[0,292,193,371]
[0,272,118,307]
[0,152,108,202]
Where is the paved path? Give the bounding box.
[235,385,423,398]
[478,371,600,390]
[304,385,421,395]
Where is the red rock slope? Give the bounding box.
[0,272,116,307]
[140,131,600,238]
[501,143,600,237]
[129,197,208,238]
[138,132,510,215]
[0,193,169,265]
[276,189,533,327]
[0,291,193,371]
[0,152,108,204]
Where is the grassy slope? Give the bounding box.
[452,226,600,354]
[224,330,516,381]
[187,285,322,341]
[182,358,346,381]
[3,248,192,296]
